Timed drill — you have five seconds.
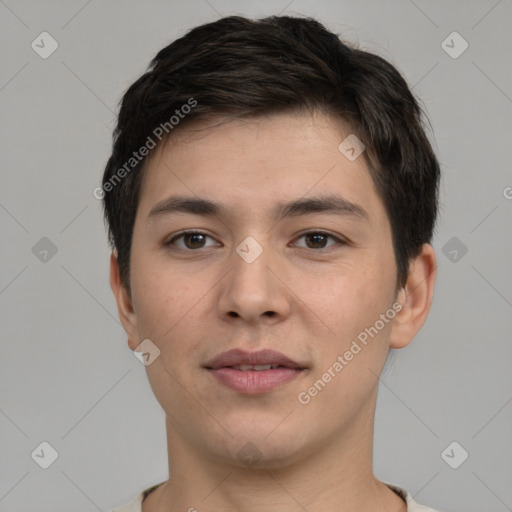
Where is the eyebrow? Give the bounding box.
[147,194,368,223]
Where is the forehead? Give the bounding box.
[137,112,385,225]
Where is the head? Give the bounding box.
[103,15,439,468]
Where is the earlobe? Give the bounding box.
[389,244,437,349]
[109,252,139,351]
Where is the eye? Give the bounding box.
[293,231,345,250]
[166,231,219,250]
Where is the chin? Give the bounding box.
[211,423,313,471]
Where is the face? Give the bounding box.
[116,112,406,468]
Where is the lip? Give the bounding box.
[204,349,306,395]
[204,348,301,370]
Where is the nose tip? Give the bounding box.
[217,242,291,324]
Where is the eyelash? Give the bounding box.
[165,230,347,252]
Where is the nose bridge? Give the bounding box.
[217,234,289,322]
[232,234,275,299]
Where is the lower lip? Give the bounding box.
[208,367,303,394]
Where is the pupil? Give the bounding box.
[307,233,326,248]
[186,233,205,248]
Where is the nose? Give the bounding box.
[216,238,291,326]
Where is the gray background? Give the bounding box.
[1,1,511,511]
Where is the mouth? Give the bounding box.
[227,364,286,371]
[204,349,306,395]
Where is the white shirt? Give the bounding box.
[110,482,440,511]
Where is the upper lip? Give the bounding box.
[204,349,303,370]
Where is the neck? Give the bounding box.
[143,395,407,512]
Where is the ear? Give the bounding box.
[109,251,139,351]
[389,243,437,349]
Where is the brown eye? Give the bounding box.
[167,231,218,250]
[305,233,329,248]
[183,233,207,249]
[293,231,344,250]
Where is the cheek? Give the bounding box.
[298,272,396,419]
[130,265,208,401]
[130,252,201,346]
[303,253,396,343]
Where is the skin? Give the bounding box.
[110,111,437,512]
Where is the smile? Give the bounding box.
[204,349,307,394]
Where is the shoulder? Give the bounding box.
[386,483,441,512]
[108,482,165,512]
[110,481,441,512]
[108,492,143,512]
